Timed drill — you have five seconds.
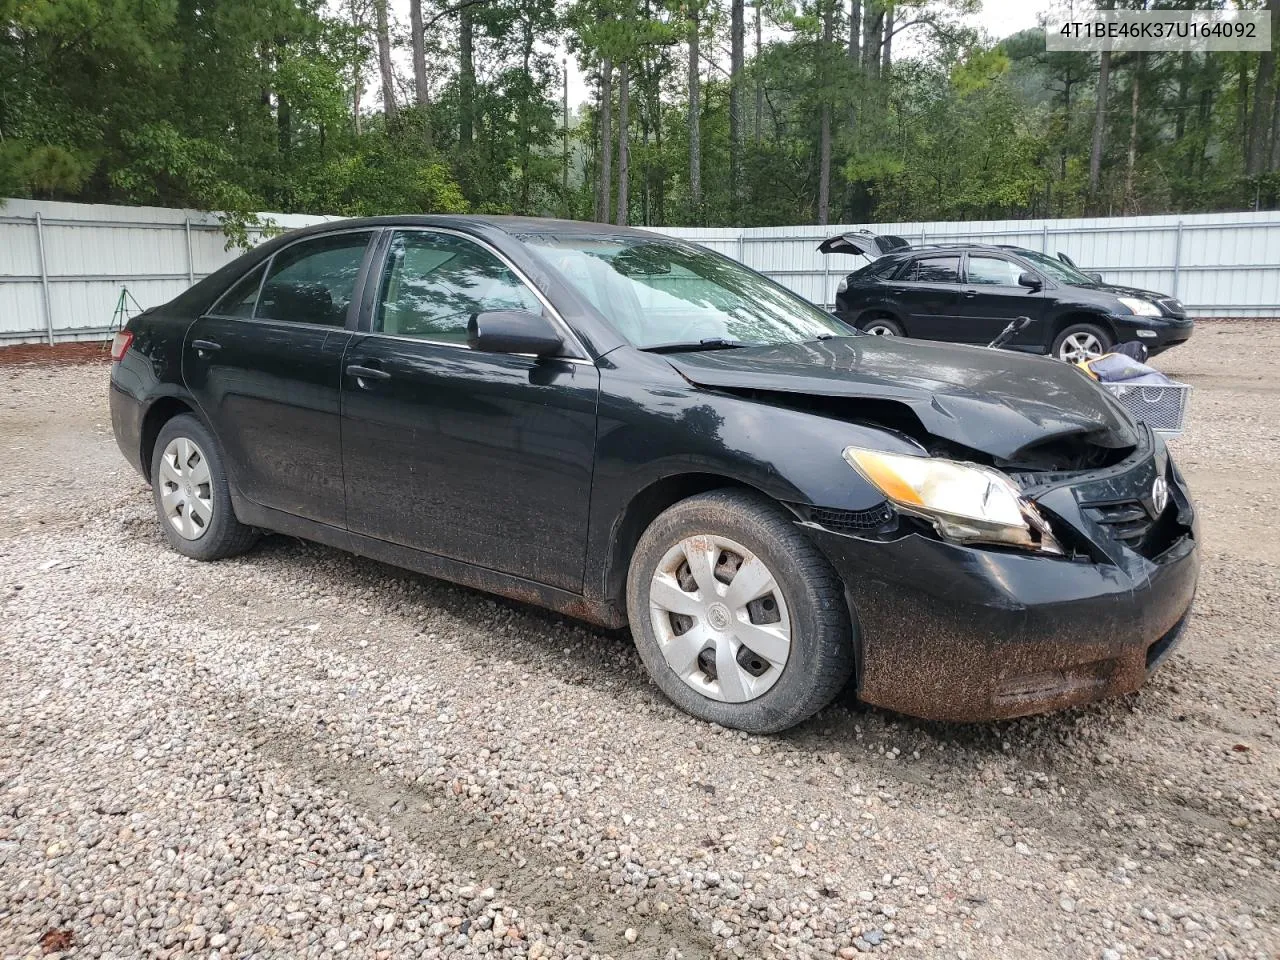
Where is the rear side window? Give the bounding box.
[212,262,267,318]
[966,256,1025,286]
[256,232,373,327]
[905,257,961,283]
[375,231,541,343]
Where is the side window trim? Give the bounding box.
[364,226,589,360]
[204,228,376,327]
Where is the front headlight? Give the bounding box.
[843,447,1061,554]
[1118,296,1161,317]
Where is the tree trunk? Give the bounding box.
[519,23,534,212]
[1270,74,1280,170]
[617,61,630,225]
[1247,0,1278,174]
[818,0,833,225]
[410,0,427,106]
[880,5,893,84]
[861,6,882,82]
[374,0,397,121]
[847,0,861,134]
[1124,53,1142,210]
[688,4,701,217]
[729,0,744,221]
[1089,49,1110,198]
[459,6,475,146]
[597,59,613,223]
[1174,51,1190,142]
[754,0,763,145]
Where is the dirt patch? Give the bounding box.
[0,340,112,367]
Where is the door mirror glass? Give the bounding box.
[1017,271,1042,289]
[468,310,564,356]
[1086,271,1104,283]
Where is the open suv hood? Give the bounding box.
[666,337,1139,465]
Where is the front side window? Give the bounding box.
[256,232,373,327]
[376,231,542,343]
[908,257,961,283]
[525,235,847,349]
[966,256,1025,286]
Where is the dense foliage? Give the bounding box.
[2,0,1278,231]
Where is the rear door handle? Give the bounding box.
[346,363,391,385]
[191,339,222,354]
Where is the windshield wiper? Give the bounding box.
[639,337,750,354]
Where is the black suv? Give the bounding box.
[822,232,1194,362]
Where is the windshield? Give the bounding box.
[1015,248,1095,285]
[525,235,850,349]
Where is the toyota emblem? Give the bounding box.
[1152,475,1169,516]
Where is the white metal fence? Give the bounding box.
[2,198,1279,344]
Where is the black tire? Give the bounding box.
[1051,322,1112,363]
[149,414,259,561]
[626,489,855,733]
[861,315,904,337]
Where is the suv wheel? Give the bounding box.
[1053,323,1111,363]
[150,414,259,560]
[626,490,855,733]
[863,317,904,337]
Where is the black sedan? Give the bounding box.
[822,231,1195,362]
[109,216,1198,732]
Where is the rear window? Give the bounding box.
[900,257,961,283]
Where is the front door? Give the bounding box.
[958,254,1045,347]
[340,229,600,593]
[183,230,375,526]
[888,255,964,340]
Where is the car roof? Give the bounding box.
[274,213,663,241]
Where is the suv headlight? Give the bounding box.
[843,447,1061,554]
[1118,296,1161,317]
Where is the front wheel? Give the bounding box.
[626,490,855,733]
[1053,323,1111,363]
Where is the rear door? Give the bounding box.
[959,254,1046,346]
[886,255,964,340]
[183,230,376,527]
[340,228,599,592]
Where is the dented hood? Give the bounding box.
[666,337,1138,462]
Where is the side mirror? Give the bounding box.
[468,309,564,356]
[1018,272,1042,289]
[1086,271,1104,283]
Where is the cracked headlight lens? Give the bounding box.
[843,447,1061,553]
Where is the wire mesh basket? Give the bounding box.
[1101,381,1191,438]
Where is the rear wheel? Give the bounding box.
[150,414,259,561]
[1053,323,1111,363]
[862,316,904,337]
[626,490,855,733]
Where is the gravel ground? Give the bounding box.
[1,322,1277,960]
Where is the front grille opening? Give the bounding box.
[1083,497,1187,560]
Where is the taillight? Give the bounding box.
[109,330,134,362]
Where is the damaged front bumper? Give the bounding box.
[800,435,1199,722]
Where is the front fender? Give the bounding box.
[584,361,919,600]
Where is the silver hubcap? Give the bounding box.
[866,324,896,336]
[158,437,213,540]
[648,535,792,703]
[1059,331,1104,363]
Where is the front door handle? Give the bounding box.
[191,339,222,354]
[346,363,391,386]
[962,290,979,298]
